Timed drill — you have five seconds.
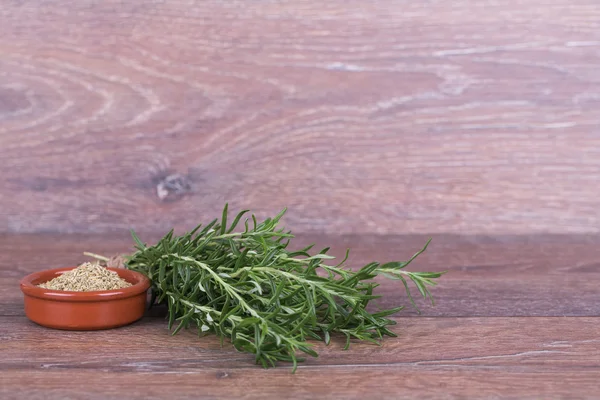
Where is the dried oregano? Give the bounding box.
[38,262,132,291]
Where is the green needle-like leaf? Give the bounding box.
[122,204,445,372]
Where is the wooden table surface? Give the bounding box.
[2,233,599,399]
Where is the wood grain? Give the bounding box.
[2,316,599,399]
[3,233,600,317]
[3,232,600,398]
[3,369,600,400]
[3,316,600,370]
[1,1,600,235]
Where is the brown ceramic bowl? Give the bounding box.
[20,266,151,330]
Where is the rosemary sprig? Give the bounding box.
[123,204,445,371]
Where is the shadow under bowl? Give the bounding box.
[20,266,151,331]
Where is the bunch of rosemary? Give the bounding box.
[121,205,444,371]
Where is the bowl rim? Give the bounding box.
[20,266,151,302]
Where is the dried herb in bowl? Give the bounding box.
[91,204,445,372]
[38,262,132,291]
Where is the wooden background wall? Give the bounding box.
[1,0,599,235]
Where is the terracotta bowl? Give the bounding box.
[20,266,151,330]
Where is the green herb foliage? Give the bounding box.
[125,205,445,371]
